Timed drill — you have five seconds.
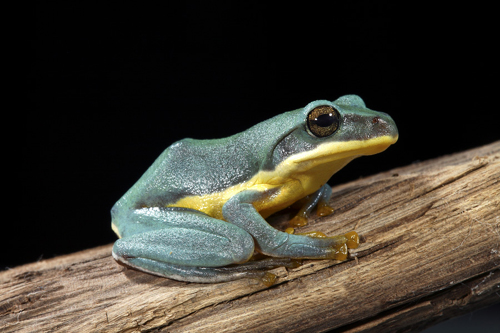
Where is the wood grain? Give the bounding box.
[2,141,499,333]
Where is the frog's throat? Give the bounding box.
[285,135,398,172]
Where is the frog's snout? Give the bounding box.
[373,112,398,143]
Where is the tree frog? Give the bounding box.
[111,95,398,286]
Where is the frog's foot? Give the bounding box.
[288,213,309,228]
[344,231,360,249]
[320,231,359,260]
[316,200,334,217]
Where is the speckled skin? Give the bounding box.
[111,95,398,284]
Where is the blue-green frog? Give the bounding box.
[111,95,398,286]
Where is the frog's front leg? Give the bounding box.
[223,190,359,260]
[289,183,335,228]
[112,208,277,284]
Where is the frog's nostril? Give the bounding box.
[372,116,387,125]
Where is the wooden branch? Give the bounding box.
[2,141,499,333]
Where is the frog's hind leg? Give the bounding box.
[112,208,276,285]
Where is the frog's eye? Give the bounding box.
[307,105,340,137]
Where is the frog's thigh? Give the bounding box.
[112,209,256,283]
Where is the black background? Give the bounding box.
[25,2,499,330]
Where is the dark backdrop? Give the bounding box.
[25,2,498,331]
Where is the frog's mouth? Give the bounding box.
[288,134,398,171]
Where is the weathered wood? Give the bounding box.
[2,141,499,333]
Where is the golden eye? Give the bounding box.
[307,105,340,137]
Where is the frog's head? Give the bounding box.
[263,95,398,181]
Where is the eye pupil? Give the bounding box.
[307,105,340,137]
[314,113,335,127]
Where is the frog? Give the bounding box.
[111,95,398,286]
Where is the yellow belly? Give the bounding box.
[167,180,305,220]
